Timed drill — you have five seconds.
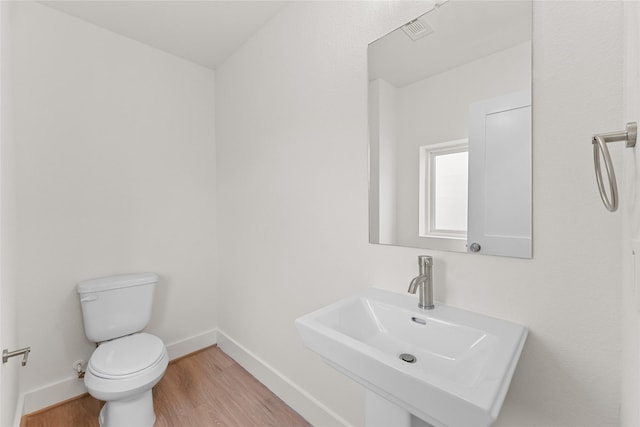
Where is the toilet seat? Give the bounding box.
[89,333,165,379]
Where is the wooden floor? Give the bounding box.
[22,346,310,427]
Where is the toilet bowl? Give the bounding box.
[85,333,169,427]
[77,273,167,427]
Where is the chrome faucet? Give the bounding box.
[408,255,434,310]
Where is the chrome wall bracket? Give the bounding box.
[2,347,31,366]
[592,121,637,212]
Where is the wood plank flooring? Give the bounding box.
[22,346,310,427]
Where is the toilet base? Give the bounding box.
[99,389,156,427]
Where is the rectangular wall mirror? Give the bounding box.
[368,0,532,258]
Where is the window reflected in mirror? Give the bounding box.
[419,139,468,240]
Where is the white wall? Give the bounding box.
[368,78,397,244]
[217,2,622,426]
[621,2,640,425]
[395,42,531,248]
[1,1,19,425]
[11,1,217,401]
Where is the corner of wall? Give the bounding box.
[216,330,352,427]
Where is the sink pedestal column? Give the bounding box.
[365,391,433,427]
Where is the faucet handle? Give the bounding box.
[418,255,432,264]
[417,255,432,275]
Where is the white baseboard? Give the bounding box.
[20,375,87,417]
[16,328,218,425]
[217,329,351,427]
[165,329,217,360]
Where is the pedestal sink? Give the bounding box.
[295,288,527,427]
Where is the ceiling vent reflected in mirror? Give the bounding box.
[402,17,435,41]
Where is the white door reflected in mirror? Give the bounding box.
[468,91,532,258]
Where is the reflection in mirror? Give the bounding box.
[418,138,468,240]
[368,0,532,258]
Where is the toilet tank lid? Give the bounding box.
[77,272,159,294]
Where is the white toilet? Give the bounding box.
[77,273,169,427]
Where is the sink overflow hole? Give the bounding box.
[399,353,417,363]
[411,316,426,325]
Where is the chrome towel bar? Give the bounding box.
[592,122,637,212]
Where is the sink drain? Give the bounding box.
[399,353,417,363]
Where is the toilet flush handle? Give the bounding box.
[80,295,97,303]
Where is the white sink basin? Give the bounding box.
[295,288,527,427]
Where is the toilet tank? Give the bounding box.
[77,273,158,343]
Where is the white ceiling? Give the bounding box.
[40,0,530,80]
[368,1,532,87]
[40,0,287,70]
